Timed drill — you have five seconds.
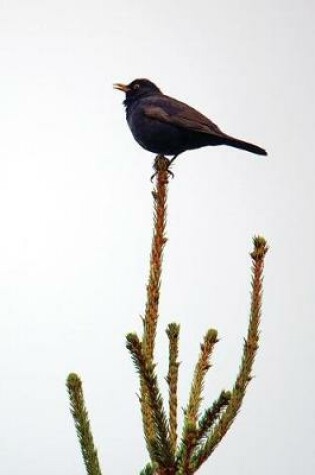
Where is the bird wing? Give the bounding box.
[143,95,225,138]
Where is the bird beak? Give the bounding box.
[113,83,130,92]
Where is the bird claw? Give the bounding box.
[150,155,176,182]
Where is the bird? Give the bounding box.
[114,78,267,160]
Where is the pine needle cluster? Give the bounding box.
[67,155,268,474]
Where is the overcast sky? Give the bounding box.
[1,1,314,474]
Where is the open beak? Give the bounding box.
[113,83,130,92]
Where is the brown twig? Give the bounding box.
[192,236,268,470]
[143,156,170,362]
[178,329,218,474]
[166,323,180,455]
[126,333,174,468]
[140,156,170,453]
[67,373,102,475]
[195,390,231,444]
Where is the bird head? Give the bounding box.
[114,79,161,107]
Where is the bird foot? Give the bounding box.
[150,155,175,182]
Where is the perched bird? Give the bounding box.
[114,79,267,160]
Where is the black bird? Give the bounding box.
[114,78,267,160]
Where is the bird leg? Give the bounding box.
[151,155,175,182]
[169,154,179,165]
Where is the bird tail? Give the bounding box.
[223,136,267,156]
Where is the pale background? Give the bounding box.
[0,1,314,474]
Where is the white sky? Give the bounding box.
[0,1,314,474]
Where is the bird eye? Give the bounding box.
[133,83,140,90]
